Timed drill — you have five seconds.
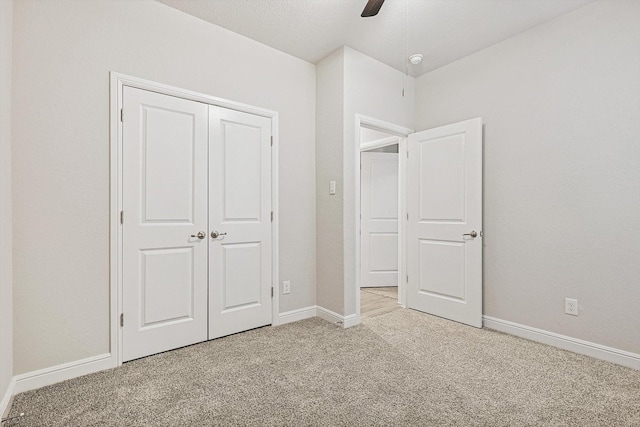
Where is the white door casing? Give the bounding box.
[122,87,209,361]
[406,118,483,328]
[208,106,273,339]
[360,152,399,288]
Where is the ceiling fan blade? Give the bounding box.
[361,0,385,17]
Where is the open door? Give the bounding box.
[406,118,482,327]
[360,151,399,288]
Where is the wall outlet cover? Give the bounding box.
[564,298,578,316]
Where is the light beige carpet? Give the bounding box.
[6,309,640,426]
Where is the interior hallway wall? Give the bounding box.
[315,48,345,314]
[415,0,640,353]
[0,0,14,409]
[12,0,316,375]
[316,47,413,316]
[342,47,414,316]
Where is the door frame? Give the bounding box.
[354,115,412,322]
[109,72,280,366]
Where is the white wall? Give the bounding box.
[360,128,395,144]
[415,0,640,353]
[12,0,316,375]
[316,47,413,316]
[342,47,414,316]
[316,48,345,314]
[0,0,14,411]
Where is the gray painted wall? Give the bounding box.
[12,0,316,374]
[415,0,640,353]
[316,48,345,314]
[316,47,414,316]
[342,47,414,316]
[0,0,13,409]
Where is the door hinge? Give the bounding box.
[270,136,273,147]
[120,313,124,327]
[120,210,124,224]
[120,108,123,122]
[271,287,274,298]
[271,211,273,222]
[406,275,409,283]
[406,151,409,159]
[406,213,409,221]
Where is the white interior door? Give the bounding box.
[208,106,272,339]
[406,118,483,327]
[122,87,209,361]
[360,151,399,288]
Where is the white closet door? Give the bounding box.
[122,87,209,361]
[208,106,272,339]
[406,118,483,328]
[360,152,399,287]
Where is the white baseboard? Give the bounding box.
[316,306,343,324]
[1,377,15,419]
[483,316,640,370]
[343,313,360,328]
[13,353,115,394]
[278,306,317,325]
[316,306,360,329]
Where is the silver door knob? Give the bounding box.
[190,231,206,239]
[463,230,478,238]
[211,231,228,239]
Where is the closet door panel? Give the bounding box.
[209,106,272,339]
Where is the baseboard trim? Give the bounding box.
[316,306,345,325]
[1,377,15,419]
[278,306,317,325]
[13,353,115,394]
[483,316,640,370]
[343,313,360,328]
[316,306,360,329]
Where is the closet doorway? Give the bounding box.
[111,75,279,363]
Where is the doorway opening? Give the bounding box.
[360,135,400,319]
[354,115,483,327]
[354,116,412,322]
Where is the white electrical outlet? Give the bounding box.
[283,280,291,294]
[565,298,578,316]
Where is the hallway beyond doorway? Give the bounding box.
[360,287,401,320]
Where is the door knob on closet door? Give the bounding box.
[463,230,478,238]
[211,231,227,239]
[190,231,206,239]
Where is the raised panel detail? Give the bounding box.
[418,239,465,302]
[419,134,465,222]
[222,242,261,311]
[370,233,398,271]
[223,121,261,221]
[369,159,398,219]
[141,247,194,327]
[142,106,195,223]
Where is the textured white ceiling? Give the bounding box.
[156,0,594,77]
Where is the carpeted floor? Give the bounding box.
[6,309,640,426]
